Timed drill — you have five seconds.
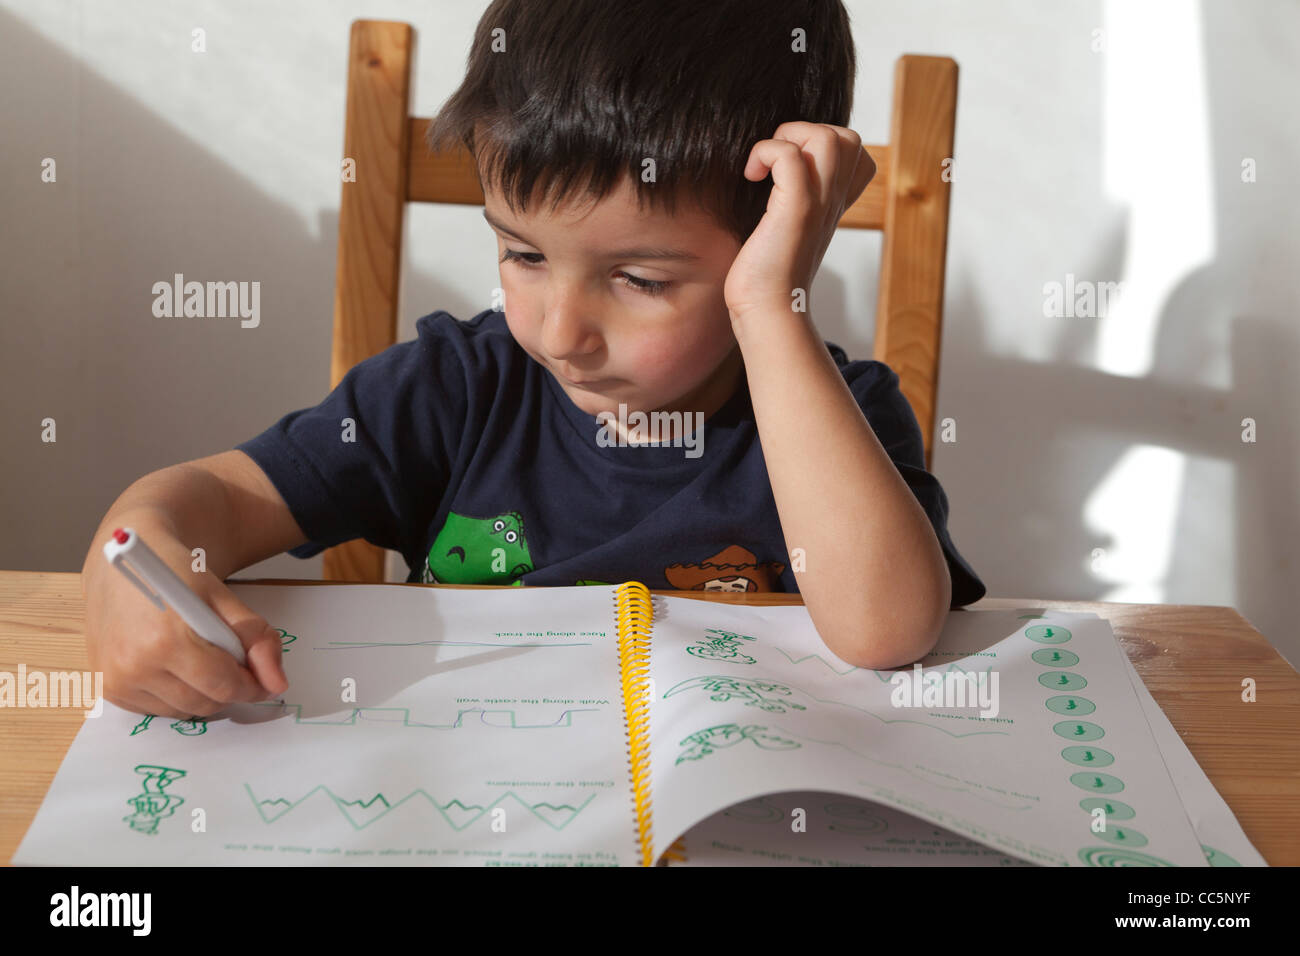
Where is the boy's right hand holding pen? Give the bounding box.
[82,511,288,719]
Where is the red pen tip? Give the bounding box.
[111,528,129,544]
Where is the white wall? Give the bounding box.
[2,0,1295,667]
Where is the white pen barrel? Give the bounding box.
[124,537,248,665]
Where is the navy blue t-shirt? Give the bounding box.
[236,308,985,606]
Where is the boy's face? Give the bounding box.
[481,171,746,432]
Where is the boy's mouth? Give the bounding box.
[559,371,618,389]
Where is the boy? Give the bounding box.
[82,0,985,720]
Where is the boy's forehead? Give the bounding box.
[481,175,726,254]
[483,174,700,228]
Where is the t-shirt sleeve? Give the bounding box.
[836,351,987,608]
[234,314,470,569]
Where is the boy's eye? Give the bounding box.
[499,248,671,297]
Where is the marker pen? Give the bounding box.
[102,527,247,665]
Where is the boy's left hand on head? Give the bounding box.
[724,122,876,324]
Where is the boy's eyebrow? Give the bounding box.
[482,208,701,262]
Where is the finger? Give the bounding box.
[844,144,877,211]
[744,138,815,220]
[831,129,873,211]
[150,671,227,718]
[205,579,290,696]
[168,632,274,705]
[770,122,843,208]
[105,688,187,721]
[245,626,290,697]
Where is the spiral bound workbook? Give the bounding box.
[15,581,1265,867]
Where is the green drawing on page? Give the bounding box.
[1203,845,1242,867]
[664,676,807,713]
[1077,846,1174,866]
[274,627,297,653]
[421,510,535,585]
[666,674,1013,736]
[675,724,800,765]
[128,715,208,736]
[245,784,596,832]
[249,701,600,729]
[686,630,757,664]
[124,764,187,835]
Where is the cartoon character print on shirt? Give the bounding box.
[422,510,534,585]
[664,545,786,592]
[575,545,786,592]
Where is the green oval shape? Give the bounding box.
[1069,771,1124,794]
[1079,797,1135,820]
[1093,825,1147,847]
[1039,671,1088,692]
[1054,720,1105,741]
[1026,625,1072,644]
[1078,847,1173,866]
[1046,695,1096,715]
[1032,648,1079,667]
[1062,745,1113,767]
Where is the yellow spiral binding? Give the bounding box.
[614,581,655,867]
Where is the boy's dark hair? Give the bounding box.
[425,0,855,242]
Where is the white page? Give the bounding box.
[646,601,1208,866]
[1115,651,1269,866]
[669,616,1268,867]
[15,584,639,866]
[666,789,1036,866]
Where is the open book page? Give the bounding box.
[645,599,1209,866]
[15,584,638,867]
[670,789,1035,866]
[1115,651,1268,866]
[668,625,1267,866]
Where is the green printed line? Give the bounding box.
[320,640,592,649]
[249,703,600,729]
[245,784,597,832]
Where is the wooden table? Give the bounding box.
[2,571,1296,865]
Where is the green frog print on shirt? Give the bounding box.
[422,510,535,585]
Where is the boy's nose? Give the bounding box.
[541,294,603,362]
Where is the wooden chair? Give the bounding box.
[324,19,959,583]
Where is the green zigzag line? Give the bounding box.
[245,785,598,832]
[248,702,600,729]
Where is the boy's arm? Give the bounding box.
[83,450,308,583]
[733,308,951,671]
